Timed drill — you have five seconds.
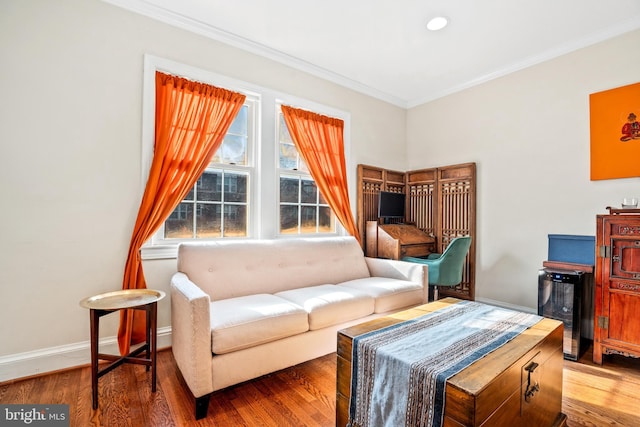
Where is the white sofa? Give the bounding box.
[170,236,427,419]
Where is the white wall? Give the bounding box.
[2,0,638,381]
[406,29,640,309]
[0,0,406,380]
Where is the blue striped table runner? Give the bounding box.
[348,301,542,427]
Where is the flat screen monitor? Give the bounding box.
[378,191,405,219]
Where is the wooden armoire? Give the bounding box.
[356,163,476,300]
[593,208,640,364]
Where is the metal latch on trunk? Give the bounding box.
[524,361,540,403]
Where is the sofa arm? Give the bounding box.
[365,257,429,300]
[170,272,213,398]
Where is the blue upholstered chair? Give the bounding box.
[403,236,472,301]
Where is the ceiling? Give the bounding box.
[108,0,640,108]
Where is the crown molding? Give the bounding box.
[100,0,408,108]
[406,15,640,108]
[102,1,640,110]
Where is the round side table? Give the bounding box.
[79,289,165,410]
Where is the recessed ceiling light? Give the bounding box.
[427,16,448,31]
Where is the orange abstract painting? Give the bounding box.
[590,82,640,180]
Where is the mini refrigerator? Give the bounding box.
[538,268,592,361]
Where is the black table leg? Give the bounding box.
[90,309,99,410]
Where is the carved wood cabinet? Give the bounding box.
[593,209,640,364]
[356,163,476,300]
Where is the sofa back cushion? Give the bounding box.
[177,236,371,301]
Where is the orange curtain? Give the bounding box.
[117,72,246,355]
[281,105,359,242]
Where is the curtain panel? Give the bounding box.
[281,105,359,241]
[117,72,246,355]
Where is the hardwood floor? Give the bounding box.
[1,344,639,426]
[562,345,640,426]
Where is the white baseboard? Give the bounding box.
[0,327,172,383]
[474,297,537,314]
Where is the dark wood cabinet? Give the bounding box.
[594,209,640,364]
[365,221,435,260]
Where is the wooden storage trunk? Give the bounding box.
[336,298,566,427]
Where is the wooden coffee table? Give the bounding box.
[336,298,567,427]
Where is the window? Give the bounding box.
[141,55,351,258]
[277,112,335,235]
[154,100,255,243]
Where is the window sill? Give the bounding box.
[141,245,178,260]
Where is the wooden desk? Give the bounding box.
[366,221,435,259]
[336,298,566,427]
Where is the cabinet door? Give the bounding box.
[610,237,640,280]
[601,217,640,351]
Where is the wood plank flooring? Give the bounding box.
[1,344,638,426]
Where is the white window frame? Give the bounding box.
[153,98,257,244]
[276,107,336,236]
[140,55,352,260]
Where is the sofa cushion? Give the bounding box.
[339,277,424,313]
[275,284,375,330]
[210,294,309,354]
[177,237,371,301]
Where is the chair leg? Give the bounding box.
[433,286,439,301]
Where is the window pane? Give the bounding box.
[220,134,247,165]
[318,206,333,232]
[228,105,247,135]
[278,114,293,144]
[297,157,309,173]
[279,142,298,169]
[318,190,327,205]
[197,171,221,202]
[184,187,194,201]
[280,205,298,234]
[165,202,194,238]
[278,111,310,173]
[213,105,248,165]
[223,205,247,237]
[224,173,247,203]
[300,206,317,233]
[211,105,250,165]
[301,179,317,204]
[280,177,299,203]
[195,204,221,238]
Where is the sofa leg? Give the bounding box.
[195,393,211,420]
[433,286,439,301]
